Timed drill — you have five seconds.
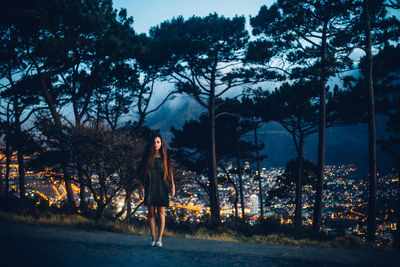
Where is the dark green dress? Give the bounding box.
[144,157,169,207]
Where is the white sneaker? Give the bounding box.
[155,241,162,247]
[150,241,155,247]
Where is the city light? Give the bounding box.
[1,154,399,244]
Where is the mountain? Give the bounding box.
[146,100,393,174]
[146,97,205,142]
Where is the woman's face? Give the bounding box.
[154,137,162,151]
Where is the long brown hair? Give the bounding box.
[139,134,173,185]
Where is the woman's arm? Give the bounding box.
[170,175,175,197]
[168,156,175,197]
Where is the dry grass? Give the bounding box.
[188,227,240,242]
[246,233,330,247]
[0,211,89,227]
[0,211,377,250]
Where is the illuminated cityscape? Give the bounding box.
[1,152,398,244]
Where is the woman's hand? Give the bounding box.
[170,184,175,197]
[139,185,144,200]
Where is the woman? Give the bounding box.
[139,135,175,247]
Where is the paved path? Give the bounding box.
[1,222,399,266]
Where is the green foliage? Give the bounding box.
[250,0,359,80]
[0,0,170,218]
[150,12,257,107]
[341,44,400,121]
[267,158,317,204]
[151,13,249,61]
[256,80,322,140]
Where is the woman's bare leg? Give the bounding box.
[156,206,165,242]
[148,206,156,241]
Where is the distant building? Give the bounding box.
[226,161,233,171]
[250,194,259,215]
[244,161,250,170]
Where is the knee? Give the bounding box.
[157,209,165,218]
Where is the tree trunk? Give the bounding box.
[234,195,238,219]
[0,160,3,196]
[125,201,144,221]
[364,0,377,242]
[313,20,328,233]
[236,137,245,220]
[5,144,11,197]
[17,149,25,198]
[294,137,304,227]
[224,168,239,219]
[76,153,86,211]
[115,188,132,220]
[313,80,327,232]
[395,176,400,250]
[14,93,26,199]
[39,74,75,206]
[232,183,239,219]
[96,203,106,222]
[254,120,264,218]
[208,95,220,223]
[61,165,75,205]
[126,190,132,219]
[77,165,86,211]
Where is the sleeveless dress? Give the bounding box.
[144,157,170,207]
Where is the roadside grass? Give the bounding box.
[0,210,149,234]
[0,196,386,250]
